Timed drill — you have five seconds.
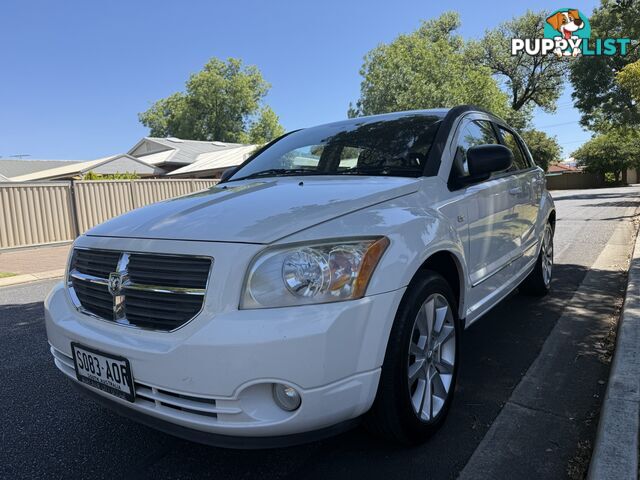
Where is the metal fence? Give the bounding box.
[545,173,605,190]
[0,179,217,249]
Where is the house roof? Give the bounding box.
[10,154,163,181]
[133,149,176,166]
[0,159,78,178]
[548,164,580,173]
[167,144,257,176]
[128,137,243,165]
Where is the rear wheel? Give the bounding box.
[365,271,460,444]
[519,222,554,296]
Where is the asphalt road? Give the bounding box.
[2,186,640,480]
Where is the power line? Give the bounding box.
[536,120,582,128]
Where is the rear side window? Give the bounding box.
[497,127,529,171]
[453,120,499,177]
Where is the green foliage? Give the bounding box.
[617,59,640,102]
[471,10,566,113]
[248,106,285,144]
[570,0,640,130]
[139,57,284,143]
[348,12,510,119]
[572,129,640,180]
[82,171,141,180]
[520,129,561,172]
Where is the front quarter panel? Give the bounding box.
[280,179,469,312]
[538,172,556,232]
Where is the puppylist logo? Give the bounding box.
[511,8,631,57]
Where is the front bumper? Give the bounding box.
[45,278,405,440]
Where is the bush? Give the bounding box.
[82,171,140,180]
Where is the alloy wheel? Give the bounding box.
[542,225,553,287]
[407,293,456,422]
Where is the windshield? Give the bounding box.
[228,114,442,181]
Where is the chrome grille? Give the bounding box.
[127,254,211,289]
[68,248,212,331]
[72,249,120,277]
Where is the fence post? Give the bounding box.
[67,180,81,238]
[129,180,137,209]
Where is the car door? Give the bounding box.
[495,125,538,258]
[442,116,521,321]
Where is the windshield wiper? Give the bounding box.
[333,166,422,177]
[229,168,323,182]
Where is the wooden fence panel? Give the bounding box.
[131,179,216,208]
[0,179,218,249]
[73,181,135,233]
[0,182,75,249]
[545,173,605,190]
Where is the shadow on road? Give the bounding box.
[0,262,627,480]
[553,189,640,202]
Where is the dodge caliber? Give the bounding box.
[45,106,555,447]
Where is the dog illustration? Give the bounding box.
[546,9,585,57]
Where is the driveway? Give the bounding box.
[2,185,639,480]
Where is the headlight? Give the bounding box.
[240,237,389,309]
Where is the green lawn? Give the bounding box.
[0,272,16,278]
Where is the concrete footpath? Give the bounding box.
[459,205,639,479]
[0,243,70,287]
[588,232,640,479]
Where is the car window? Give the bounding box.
[338,146,363,170]
[228,115,442,181]
[453,120,499,177]
[284,145,323,169]
[497,127,529,171]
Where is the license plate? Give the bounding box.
[71,343,135,402]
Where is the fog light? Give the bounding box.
[272,383,301,411]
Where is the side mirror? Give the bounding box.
[466,144,513,179]
[220,167,238,183]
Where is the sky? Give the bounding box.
[1,0,601,161]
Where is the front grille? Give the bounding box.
[73,249,120,277]
[68,248,212,331]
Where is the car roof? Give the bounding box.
[303,105,503,132]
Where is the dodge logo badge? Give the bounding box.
[108,272,124,296]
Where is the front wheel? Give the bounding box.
[519,222,554,296]
[365,271,461,444]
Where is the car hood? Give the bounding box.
[86,176,420,244]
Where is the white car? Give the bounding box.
[45,106,555,447]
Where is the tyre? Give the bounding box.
[365,271,461,444]
[519,222,554,296]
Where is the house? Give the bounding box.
[128,137,253,176]
[166,144,257,178]
[0,159,78,180]
[547,164,581,174]
[3,136,257,182]
[8,154,163,181]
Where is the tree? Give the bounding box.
[248,106,285,144]
[472,11,566,116]
[348,12,510,118]
[520,129,561,172]
[139,57,284,143]
[570,0,640,130]
[572,129,640,181]
[617,59,640,102]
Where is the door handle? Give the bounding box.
[509,187,522,195]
